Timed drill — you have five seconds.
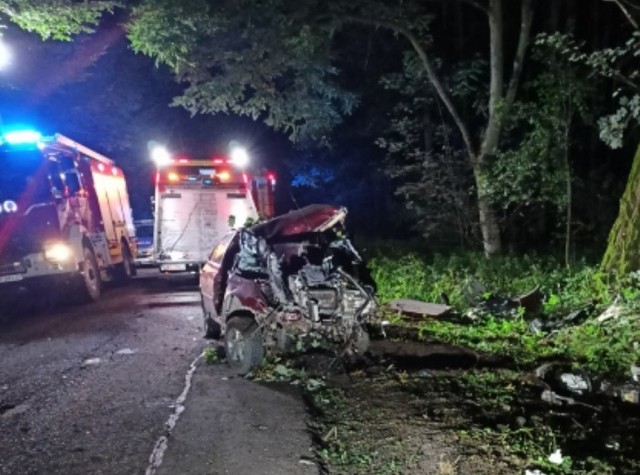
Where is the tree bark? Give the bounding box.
[473,163,502,256]
[601,142,640,274]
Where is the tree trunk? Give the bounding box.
[473,160,502,256]
[564,124,572,269]
[601,142,640,274]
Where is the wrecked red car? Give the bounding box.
[199,204,376,374]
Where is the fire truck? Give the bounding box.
[152,155,275,273]
[0,129,137,303]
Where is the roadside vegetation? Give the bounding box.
[369,249,640,378]
[298,249,640,474]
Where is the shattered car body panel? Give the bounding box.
[200,204,376,356]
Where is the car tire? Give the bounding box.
[202,295,221,339]
[224,316,264,375]
[78,246,102,302]
[353,327,370,355]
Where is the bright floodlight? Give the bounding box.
[230,146,249,168]
[0,41,10,69]
[151,145,172,167]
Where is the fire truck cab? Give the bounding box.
[153,156,275,273]
[0,129,137,304]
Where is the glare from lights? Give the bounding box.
[229,146,250,168]
[2,200,18,213]
[167,172,180,182]
[44,242,72,262]
[217,171,231,182]
[151,145,173,167]
[3,130,42,145]
[0,40,10,69]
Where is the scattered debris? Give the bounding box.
[547,448,563,465]
[617,385,640,403]
[82,357,102,366]
[541,389,576,406]
[298,457,316,467]
[596,301,623,323]
[631,365,640,382]
[115,348,136,355]
[559,371,592,396]
[385,298,452,318]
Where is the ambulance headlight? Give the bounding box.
[44,242,72,262]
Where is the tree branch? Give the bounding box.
[460,0,489,15]
[604,0,639,29]
[482,0,534,156]
[343,15,477,163]
[504,0,534,112]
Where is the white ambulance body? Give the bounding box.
[153,159,260,272]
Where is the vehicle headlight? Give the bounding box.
[44,243,72,262]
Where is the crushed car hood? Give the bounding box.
[249,204,346,241]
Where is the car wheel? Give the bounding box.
[353,327,370,355]
[224,316,264,375]
[79,246,102,302]
[201,295,221,339]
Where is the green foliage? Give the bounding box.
[538,31,640,149]
[0,0,117,40]
[203,346,220,364]
[127,0,357,141]
[370,248,572,310]
[376,52,478,244]
[370,245,640,376]
[556,315,640,377]
[484,34,592,212]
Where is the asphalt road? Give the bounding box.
[0,270,317,475]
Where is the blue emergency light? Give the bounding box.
[1,129,42,145]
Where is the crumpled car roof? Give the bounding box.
[250,204,346,241]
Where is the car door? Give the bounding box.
[200,231,237,318]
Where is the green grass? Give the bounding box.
[368,247,640,378]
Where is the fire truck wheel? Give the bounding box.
[115,245,136,282]
[79,246,102,302]
[224,316,264,375]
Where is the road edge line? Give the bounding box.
[145,350,204,475]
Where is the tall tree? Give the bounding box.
[127,0,535,256]
[595,1,640,272]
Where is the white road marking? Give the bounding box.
[115,348,136,355]
[145,351,204,475]
[82,357,102,366]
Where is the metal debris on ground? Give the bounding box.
[547,449,564,465]
[385,299,452,319]
[559,372,592,396]
[596,301,623,323]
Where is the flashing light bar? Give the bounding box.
[2,129,42,145]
